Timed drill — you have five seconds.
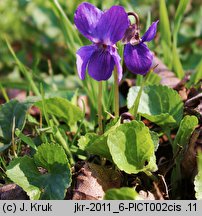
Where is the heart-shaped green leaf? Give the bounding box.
[107,121,157,174]
[6,143,71,200]
[35,97,83,126]
[0,99,34,152]
[127,85,183,128]
[6,156,41,200]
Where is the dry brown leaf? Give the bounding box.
[72,162,121,200]
[0,184,28,200]
[153,56,181,88]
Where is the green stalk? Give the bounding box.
[0,83,9,102]
[40,84,51,127]
[165,129,173,145]
[49,115,74,165]
[144,170,158,182]
[71,100,86,146]
[114,68,119,117]
[53,127,74,165]
[98,81,103,135]
[130,70,152,119]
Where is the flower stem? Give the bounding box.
[114,68,119,117]
[130,70,152,119]
[98,81,103,135]
[165,129,173,145]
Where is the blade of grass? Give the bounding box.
[50,0,82,54]
[40,84,51,127]
[71,99,86,146]
[159,0,172,47]
[107,83,115,113]
[159,0,172,68]
[171,0,189,79]
[15,129,37,151]
[172,45,184,79]
[173,0,189,46]
[187,59,202,87]
[52,125,74,165]
[0,83,9,102]
[0,156,7,174]
[4,37,40,96]
[102,80,114,116]
[0,80,30,91]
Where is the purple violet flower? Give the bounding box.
[123,20,159,75]
[74,3,129,81]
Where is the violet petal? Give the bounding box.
[141,20,159,43]
[94,6,129,45]
[74,2,103,42]
[124,43,153,75]
[109,48,123,82]
[88,48,115,81]
[76,45,96,80]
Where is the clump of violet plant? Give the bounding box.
[74,3,158,133]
